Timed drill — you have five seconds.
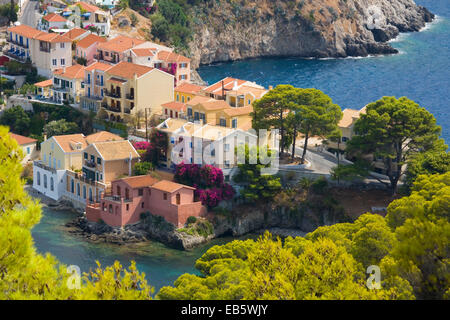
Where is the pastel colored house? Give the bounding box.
[6,25,73,77]
[86,175,207,228]
[51,64,86,104]
[80,61,111,112]
[71,1,111,36]
[161,101,186,119]
[9,133,38,164]
[34,79,53,99]
[174,82,205,103]
[75,33,106,64]
[40,13,69,31]
[99,61,174,123]
[65,136,137,209]
[96,35,145,64]
[5,24,42,62]
[326,107,367,152]
[154,51,191,85]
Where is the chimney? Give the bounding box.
[43,133,47,141]
[221,80,224,99]
[128,152,132,176]
[232,80,238,91]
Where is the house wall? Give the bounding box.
[76,43,100,64]
[20,142,38,164]
[32,161,66,200]
[32,40,72,77]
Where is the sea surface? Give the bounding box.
[198,0,450,144]
[32,0,449,292]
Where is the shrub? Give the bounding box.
[311,177,329,195]
[187,216,197,224]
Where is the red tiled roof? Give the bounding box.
[9,133,37,145]
[64,28,88,41]
[85,61,112,72]
[97,35,145,53]
[76,1,101,12]
[131,48,155,57]
[157,50,190,63]
[106,61,153,79]
[76,33,106,49]
[175,83,205,94]
[34,79,53,87]
[120,175,160,189]
[7,24,44,39]
[54,64,86,79]
[162,101,186,112]
[43,13,67,22]
[152,180,195,193]
[35,32,71,43]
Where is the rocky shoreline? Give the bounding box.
[187,0,435,67]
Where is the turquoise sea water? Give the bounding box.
[198,0,450,144]
[32,0,449,292]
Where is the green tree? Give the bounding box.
[133,161,154,176]
[347,96,442,194]
[43,119,79,138]
[0,105,31,135]
[405,150,450,189]
[232,145,282,202]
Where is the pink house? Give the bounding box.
[86,175,207,228]
[76,33,107,64]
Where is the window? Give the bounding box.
[181,96,185,103]
[176,193,180,205]
[43,154,46,162]
[89,188,93,202]
[71,179,74,193]
[52,59,57,66]
[219,118,226,127]
[50,177,54,191]
[84,152,88,159]
[83,186,86,199]
[126,204,129,211]
[176,94,179,101]
[53,158,56,168]
[58,160,61,169]
[187,108,192,117]
[37,172,41,186]
[60,43,65,48]
[77,184,80,196]
[60,58,65,66]
[141,202,144,209]
[187,97,190,101]
[97,157,101,165]
[117,186,121,196]
[43,174,47,189]
[232,118,237,128]
[138,188,143,196]
[90,155,95,162]
[224,144,230,152]
[163,193,167,200]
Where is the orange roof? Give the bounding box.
[175,83,205,95]
[106,61,153,79]
[339,109,361,128]
[34,79,53,87]
[85,61,112,72]
[197,99,231,111]
[152,180,195,193]
[7,24,44,39]
[35,32,71,43]
[222,105,253,117]
[203,77,247,95]
[97,35,145,53]
[162,101,186,112]
[9,132,37,145]
[120,175,159,189]
[131,48,155,57]
[157,50,190,63]
[186,95,214,106]
[77,33,106,49]
[85,131,123,144]
[54,64,86,79]
[92,140,139,161]
[43,13,67,22]
[52,134,88,153]
[76,1,101,12]
[64,28,88,41]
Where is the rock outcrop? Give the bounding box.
[187,0,434,67]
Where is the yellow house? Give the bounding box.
[174,82,204,103]
[34,79,53,99]
[51,64,86,104]
[327,106,367,151]
[100,61,174,123]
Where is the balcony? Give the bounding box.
[101,103,121,113]
[95,80,104,86]
[9,39,29,49]
[125,93,134,100]
[3,47,28,62]
[104,89,121,99]
[103,193,132,203]
[85,159,96,168]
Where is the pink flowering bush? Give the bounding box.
[176,163,235,208]
[133,141,150,151]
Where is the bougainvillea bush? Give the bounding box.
[175,163,235,208]
[133,141,150,151]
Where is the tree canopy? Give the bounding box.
[347,96,442,194]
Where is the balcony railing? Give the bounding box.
[9,39,29,49]
[101,103,121,113]
[125,93,134,100]
[104,89,121,99]
[85,159,96,168]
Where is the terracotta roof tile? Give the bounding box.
[43,13,67,22]
[64,28,88,41]
[162,101,186,112]
[9,133,37,145]
[120,175,159,188]
[35,32,71,43]
[339,109,361,127]
[76,33,106,49]
[85,131,123,144]
[197,99,231,111]
[131,48,155,57]
[54,64,86,79]
[203,77,247,95]
[222,105,253,116]
[52,134,87,153]
[76,1,101,12]
[157,50,190,63]
[175,83,205,95]
[152,180,195,193]
[106,61,153,79]
[97,35,145,53]
[34,79,53,87]
[7,24,44,39]
[85,61,112,72]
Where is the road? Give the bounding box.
[294,146,339,174]
[18,0,38,27]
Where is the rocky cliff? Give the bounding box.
[187,0,434,67]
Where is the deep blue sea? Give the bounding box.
[32,0,449,292]
[198,0,450,144]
